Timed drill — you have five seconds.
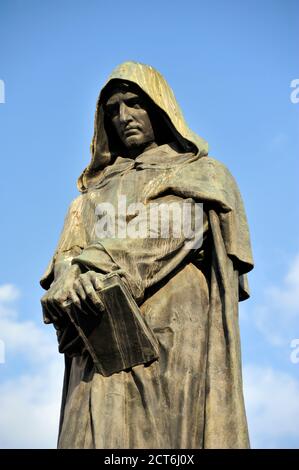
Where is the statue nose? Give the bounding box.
[119,103,131,123]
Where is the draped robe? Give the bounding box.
[40,61,253,449]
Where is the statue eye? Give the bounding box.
[127,98,142,109]
[105,104,119,118]
[132,101,141,109]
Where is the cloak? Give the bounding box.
[40,61,253,448]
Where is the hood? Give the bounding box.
[78,61,208,192]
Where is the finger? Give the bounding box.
[81,279,105,313]
[41,300,52,324]
[52,292,71,318]
[45,299,61,324]
[51,297,68,322]
[82,293,105,316]
[68,289,82,309]
[73,279,87,301]
[89,272,104,291]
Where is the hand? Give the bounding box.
[41,263,81,324]
[41,266,105,324]
[68,270,105,314]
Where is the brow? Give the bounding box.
[106,92,141,104]
[105,96,145,116]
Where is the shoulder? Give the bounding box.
[71,193,85,204]
[195,155,234,176]
[185,155,239,189]
[67,194,86,212]
[174,155,243,211]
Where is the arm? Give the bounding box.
[71,195,208,304]
[40,195,105,324]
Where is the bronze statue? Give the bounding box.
[40,61,253,448]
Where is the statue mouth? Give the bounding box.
[123,126,140,136]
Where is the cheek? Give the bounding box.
[111,118,122,134]
[139,112,154,134]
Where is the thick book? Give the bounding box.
[59,273,159,376]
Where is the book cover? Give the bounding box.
[62,273,159,376]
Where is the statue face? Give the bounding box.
[105,89,157,155]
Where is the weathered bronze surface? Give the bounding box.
[40,61,253,449]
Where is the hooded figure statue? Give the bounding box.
[40,61,253,449]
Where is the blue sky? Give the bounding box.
[0,0,298,448]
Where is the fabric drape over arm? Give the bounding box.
[40,195,87,290]
[140,156,254,300]
[71,195,209,303]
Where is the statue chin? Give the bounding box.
[124,136,141,148]
[123,138,157,158]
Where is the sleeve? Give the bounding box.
[137,157,254,301]
[71,195,209,303]
[143,157,254,275]
[40,195,87,290]
[40,195,88,357]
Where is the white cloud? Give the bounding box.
[0,284,63,448]
[0,316,58,364]
[243,364,299,448]
[0,358,63,448]
[269,254,299,313]
[0,284,58,364]
[0,284,20,322]
[0,284,20,303]
[252,253,299,346]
